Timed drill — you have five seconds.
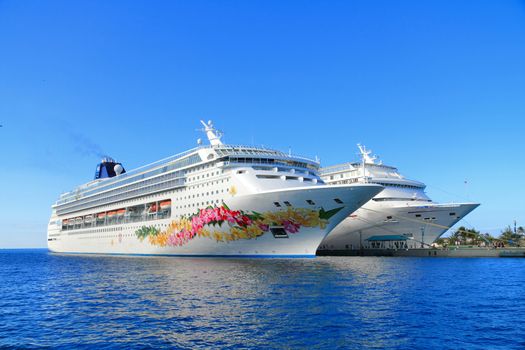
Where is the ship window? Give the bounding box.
[416,214,421,217]
[273,202,281,207]
[270,227,288,238]
[387,216,392,220]
[449,212,456,216]
[334,198,343,204]
[257,174,280,180]
[306,200,315,205]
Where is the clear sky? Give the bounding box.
[0,0,524,248]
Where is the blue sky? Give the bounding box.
[0,0,524,248]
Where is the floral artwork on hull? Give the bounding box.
[135,204,343,247]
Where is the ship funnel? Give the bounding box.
[94,157,126,180]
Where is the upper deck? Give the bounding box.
[53,118,321,219]
[320,145,425,189]
[56,145,318,204]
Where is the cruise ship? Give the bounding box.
[317,145,479,252]
[47,121,383,257]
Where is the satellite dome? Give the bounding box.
[114,164,124,175]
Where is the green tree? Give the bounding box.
[499,225,522,245]
[443,226,489,246]
[439,228,495,246]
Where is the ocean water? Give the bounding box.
[1,250,524,349]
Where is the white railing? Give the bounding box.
[319,162,356,174]
[56,152,202,205]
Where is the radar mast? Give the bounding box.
[200,120,223,146]
[357,144,377,164]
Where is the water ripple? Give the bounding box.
[1,250,525,349]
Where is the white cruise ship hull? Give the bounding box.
[318,202,479,251]
[49,184,382,257]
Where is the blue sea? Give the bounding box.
[1,249,524,349]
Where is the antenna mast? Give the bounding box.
[200,120,223,146]
[357,144,377,164]
[357,144,377,183]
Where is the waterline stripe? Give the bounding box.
[48,250,316,259]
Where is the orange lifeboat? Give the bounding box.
[148,203,158,213]
[160,200,171,210]
[116,209,126,216]
[98,212,106,219]
[107,211,117,218]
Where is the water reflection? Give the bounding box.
[1,251,525,349]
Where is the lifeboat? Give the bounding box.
[116,209,126,216]
[98,212,106,219]
[84,215,93,222]
[62,219,69,225]
[160,200,171,210]
[148,203,158,213]
[107,211,117,218]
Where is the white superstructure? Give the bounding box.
[318,145,479,251]
[47,122,383,257]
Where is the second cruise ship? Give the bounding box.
[47,121,383,257]
[317,145,479,252]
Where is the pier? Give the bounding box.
[317,246,525,258]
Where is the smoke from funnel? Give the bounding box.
[70,132,108,159]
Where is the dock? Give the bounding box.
[317,246,525,258]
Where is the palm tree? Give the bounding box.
[499,226,521,246]
[441,227,494,246]
[447,226,484,245]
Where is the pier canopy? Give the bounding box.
[366,235,409,241]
